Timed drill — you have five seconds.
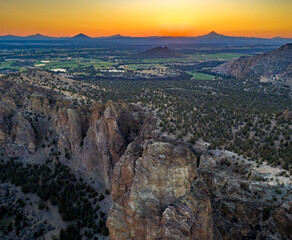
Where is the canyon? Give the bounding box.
[0,71,291,239]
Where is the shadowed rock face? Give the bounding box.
[1,73,292,240]
[271,202,292,236]
[78,102,146,187]
[5,112,37,157]
[0,77,146,188]
[198,154,292,240]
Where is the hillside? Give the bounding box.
[213,43,292,81]
[132,46,184,59]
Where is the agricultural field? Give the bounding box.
[34,59,115,72]
[0,61,19,71]
[187,53,249,61]
[123,64,165,71]
[0,46,255,78]
[187,72,215,80]
[142,58,191,63]
[142,53,249,64]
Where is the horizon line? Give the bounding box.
[1,31,292,39]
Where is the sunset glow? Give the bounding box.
[1,0,292,37]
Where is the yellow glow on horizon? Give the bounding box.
[0,0,292,38]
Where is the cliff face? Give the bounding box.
[199,153,292,240]
[107,115,292,240]
[5,112,37,157]
[108,140,213,240]
[0,76,146,188]
[78,102,145,187]
[1,72,291,240]
[0,80,37,157]
[107,119,292,240]
[213,43,292,80]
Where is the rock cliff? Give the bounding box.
[0,75,147,188]
[108,140,213,240]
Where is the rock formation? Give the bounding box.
[108,140,213,240]
[5,112,37,157]
[278,110,292,121]
[271,202,292,236]
[0,71,291,240]
[0,75,148,188]
[198,153,292,239]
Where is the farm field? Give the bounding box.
[0,46,262,78]
[187,53,249,61]
[187,71,215,80]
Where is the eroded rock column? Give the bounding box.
[107,141,213,240]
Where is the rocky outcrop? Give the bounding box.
[79,102,145,187]
[213,43,292,80]
[0,77,64,158]
[0,76,146,188]
[5,112,37,157]
[198,153,292,239]
[281,63,292,82]
[278,110,292,121]
[108,141,213,240]
[55,107,83,154]
[271,201,292,236]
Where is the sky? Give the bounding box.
[1,0,292,38]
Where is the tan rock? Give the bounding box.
[271,201,292,236]
[5,112,37,157]
[108,141,213,240]
[55,107,83,154]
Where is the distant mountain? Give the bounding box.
[0,34,54,41]
[0,34,58,41]
[0,35,21,40]
[273,36,285,40]
[107,34,127,38]
[0,32,291,47]
[71,33,92,40]
[132,46,184,59]
[213,43,292,81]
[198,31,227,39]
[25,34,54,40]
[98,34,132,40]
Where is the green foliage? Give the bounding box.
[0,159,109,239]
[60,224,81,240]
[74,77,292,171]
[263,207,272,221]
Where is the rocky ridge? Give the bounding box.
[213,43,292,82]
[0,74,147,188]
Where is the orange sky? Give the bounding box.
[1,0,292,38]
